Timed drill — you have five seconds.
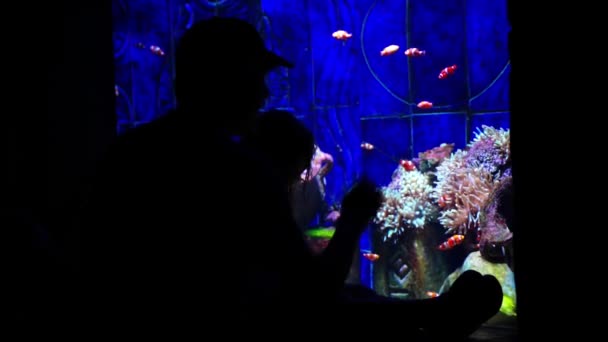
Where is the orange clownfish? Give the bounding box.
[438,195,446,208]
[426,291,440,298]
[360,142,374,150]
[380,44,400,56]
[438,65,457,79]
[332,30,352,41]
[417,101,433,109]
[149,45,165,56]
[362,252,380,262]
[400,159,416,171]
[404,48,426,57]
[136,42,165,57]
[437,234,465,251]
[438,194,452,208]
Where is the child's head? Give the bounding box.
[251,110,316,184]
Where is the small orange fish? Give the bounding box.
[417,101,433,109]
[362,252,380,262]
[332,30,352,41]
[114,85,119,97]
[149,45,165,56]
[438,194,453,208]
[380,44,400,56]
[438,234,465,251]
[400,159,416,171]
[360,142,374,150]
[426,291,440,298]
[438,195,446,208]
[438,65,457,79]
[404,48,426,57]
[136,43,166,56]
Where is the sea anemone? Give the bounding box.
[466,126,511,181]
[375,167,436,243]
[433,151,495,235]
[470,126,510,155]
[466,138,504,175]
[432,149,467,197]
[431,126,511,235]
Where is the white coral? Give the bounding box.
[375,168,436,242]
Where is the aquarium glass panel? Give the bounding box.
[113,0,515,333]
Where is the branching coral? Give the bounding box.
[375,167,436,242]
[432,150,495,235]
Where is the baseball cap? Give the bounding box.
[176,16,293,73]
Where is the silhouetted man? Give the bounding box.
[82,17,297,324]
[82,17,376,331]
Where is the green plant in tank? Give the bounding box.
[304,227,335,239]
[500,294,516,317]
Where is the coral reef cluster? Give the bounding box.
[374,125,511,241]
[371,125,514,313]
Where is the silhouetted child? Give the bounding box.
[246,109,503,339]
[245,109,371,285]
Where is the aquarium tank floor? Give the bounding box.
[469,324,517,342]
[468,314,517,341]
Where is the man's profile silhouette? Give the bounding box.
[82,16,299,327]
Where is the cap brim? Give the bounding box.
[264,51,294,70]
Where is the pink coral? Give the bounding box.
[415,143,455,172]
[419,143,454,164]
